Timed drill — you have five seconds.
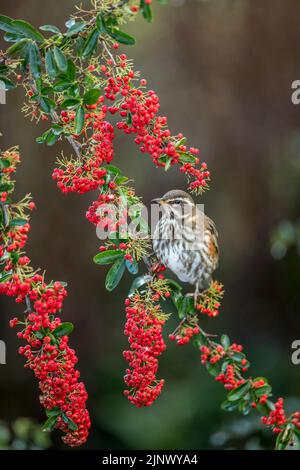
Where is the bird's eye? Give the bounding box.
[172,200,181,205]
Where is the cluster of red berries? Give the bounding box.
[216,364,246,391]
[169,323,200,345]
[123,296,166,407]
[291,411,300,430]
[261,398,287,433]
[200,341,248,391]
[86,192,114,226]
[54,55,209,198]
[151,262,166,274]
[0,148,90,447]
[196,281,224,317]
[200,344,225,365]
[52,107,113,194]
[11,278,91,447]
[108,56,210,192]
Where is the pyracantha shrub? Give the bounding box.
[123,280,170,407]
[0,0,300,450]
[0,147,90,447]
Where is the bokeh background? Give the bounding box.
[1,0,300,450]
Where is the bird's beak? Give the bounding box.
[151,198,163,205]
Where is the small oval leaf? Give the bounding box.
[53,322,74,337]
[93,250,124,265]
[105,258,126,291]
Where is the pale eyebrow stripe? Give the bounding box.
[166,198,194,205]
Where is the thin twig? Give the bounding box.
[50,109,82,159]
[102,40,116,65]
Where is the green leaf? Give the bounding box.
[53,46,68,73]
[0,272,12,283]
[53,322,74,337]
[0,159,10,169]
[105,258,126,291]
[105,16,118,28]
[6,38,29,56]
[42,416,57,433]
[12,20,44,43]
[0,64,8,74]
[35,129,51,144]
[45,407,61,418]
[40,97,55,114]
[45,132,58,146]
[125,258,138,275]
[205,360,221,377]
[75,36,85,57]
[126,112,132,125]
[75,106,85,134]
[96,14,107,34]
[51,125,64,136]
[221,360,230,373]
[66,59,76,81]
[227,381,251,402]
[115,176,129,185]
[0,15,16,34]
[66,21,86,37]
[104,165,121,176]
[221,399,240,412]
[11,251,21,264]
[256,399,275,416]
[230,351,245,363]
[45,50,57,78]
[93,249,124,265]
[3,32,23,43]
[140,0,153,22]
[61,98,81,109]
[175,137,187,147]
[178,295,194,318]
[129,274,152,296]
[82,27,99,58]
[29,42,41,78]
[275,428,293,450]
[9,218,27,227]
[179,153,197,164]
[106,27,135,46]
[221,334,230,349]
[252,378,272,397]
[83,88,101,105]
[164,158,172,171]
[67,418,78,431]
[175,296,186,319]
[41,85,53,94]
[35,331,44,340]
[0,183,13,192]
[166,278,182,292]
[254,384,272,397]
[40,25,61,34]
[53,79,72,92]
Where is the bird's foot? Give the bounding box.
[187,286,210,308]
[186,292,200,308]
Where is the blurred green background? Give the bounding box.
[1,0,300,450]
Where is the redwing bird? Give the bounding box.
[152,190,219,302]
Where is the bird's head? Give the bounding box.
[152,190,195,217]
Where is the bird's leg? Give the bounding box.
[194,282,200,307]
[186,283,200,307]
